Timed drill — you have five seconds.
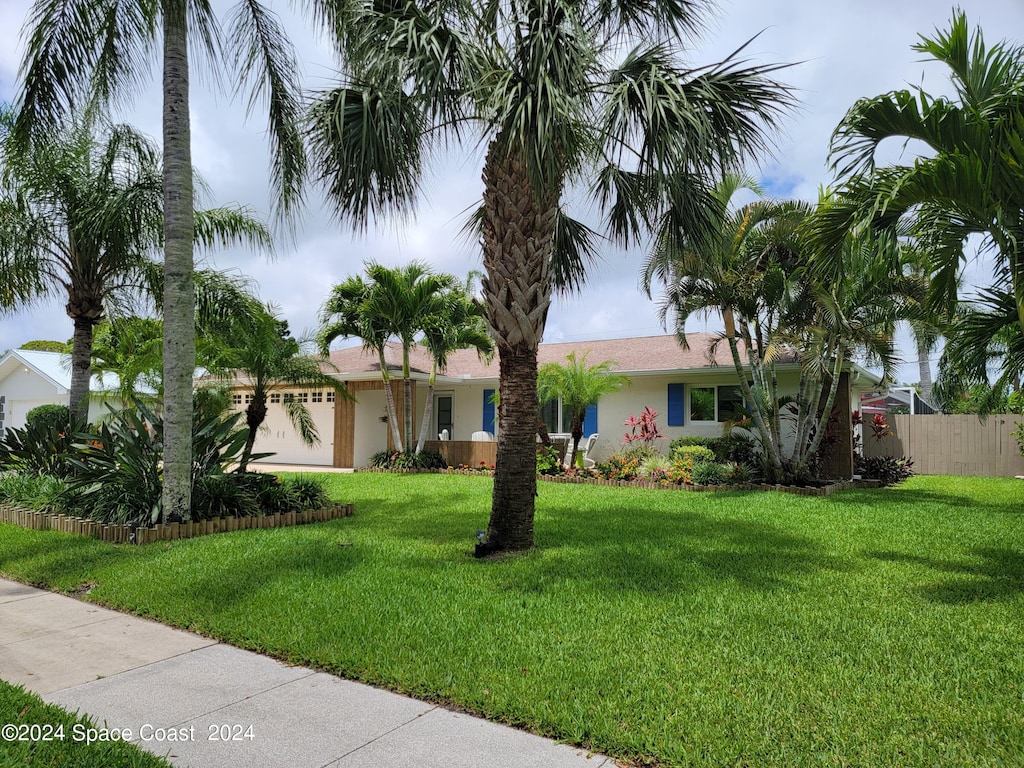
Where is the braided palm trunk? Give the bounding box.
[478,144,559,555]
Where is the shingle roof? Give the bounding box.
[327,333,798,380]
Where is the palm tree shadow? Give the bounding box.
[868,547,1024,603]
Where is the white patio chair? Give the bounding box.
[564,433,598,469]
[471,431,494,441]
[438,429,450,440]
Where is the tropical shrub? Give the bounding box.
[0,473,69,512]
[25,404,72,432]
[369,450,448,470]
[1015,422,1024,457]
[728,462,754,483]
[671,445,716,464]
[193,474,261,519]
[64,403,254,526]
[283,475,330,510]
[594,453,643,481]
[669,435,718,453]
[855,455,914,486]
[622,406,665,446]
[639,454,672,482]
[0,413,88,478]
[691,461,730,486]
[536,444,563,475]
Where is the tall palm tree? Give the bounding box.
[308,0,793,553]
[819,10,1024,356]
[0,111,270,427]
[537,352,629,467]
[415,281,494,453]
[208,304,344,473]
[16,0,306,518]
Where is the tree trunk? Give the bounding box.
[478,142,559,555]
[66,300,101,423]
[161,1,195,523]
[916,335,933,407]
[484,347,539,553]
[237,394,268,473]
[415,365,437,454]
[724,308,781,474]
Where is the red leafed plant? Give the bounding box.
[622,406,665,445]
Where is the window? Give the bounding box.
[716,385,746,422]
[270,393,281,404]
[326,391,335,403]
[312,391,323,403]
[231,393,243,406]
[690,387,715,421]
[244,393,254,405]
[540,399,596,435]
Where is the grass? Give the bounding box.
[0,680,172,768]
[1,473,1022,767]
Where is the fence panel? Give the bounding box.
[862,414,1024,476]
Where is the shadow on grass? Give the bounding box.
[0,528,137,589]
[528,500,851,595]
[868,547,1024,603]
[828,487,1023,516]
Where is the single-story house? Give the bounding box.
[0,349,131,431]
[233,333,882,474]
[860,386,936,416]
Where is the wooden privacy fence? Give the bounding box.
[863,414,1024,477]
[0,503,354,544]
[423,440,497,467]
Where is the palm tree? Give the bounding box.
[208,304,344,473]
[16,0,306,518]
[90,316,164,407]
[317,262,456,453]
[361,262,457,450]
[820,10,1024,356]
[537,352,629,467]
[0,111,270,427]
[415,281,494,453]
[308,0,793,553]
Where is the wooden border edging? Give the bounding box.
[0,503,354,545]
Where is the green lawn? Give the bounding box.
[1,474,1022,767]
[0,680,172,768]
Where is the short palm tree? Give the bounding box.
[318,262,457,453]
[308,0,793,553]
[209,304,344,473]
[0,111,270,425]
[90,317,164,407]
[537,352,629,467]
[16,0,307,517]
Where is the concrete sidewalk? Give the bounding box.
[0,579,612,768]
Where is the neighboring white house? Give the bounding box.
[0,349,131,432]
[230,333,882,471]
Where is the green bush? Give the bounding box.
[193,474,260,520]
[64,402,254,526]
[25,404,72,432]
[0,413,88,478]
[855,455,914,486]
[639,454,672,481]
[369,450,448,470]
[691,461,730,486]
[0,473,70,512]
[536,444,563,475]
[283,475,330,510]
[671,445,715,464]
[669,435,718,452]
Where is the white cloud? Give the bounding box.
[2,0,1022,384]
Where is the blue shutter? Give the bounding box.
[483,389,495,432]
[583,404,598,436]
[667,383,685,426]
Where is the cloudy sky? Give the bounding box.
[1,0,1022,382]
